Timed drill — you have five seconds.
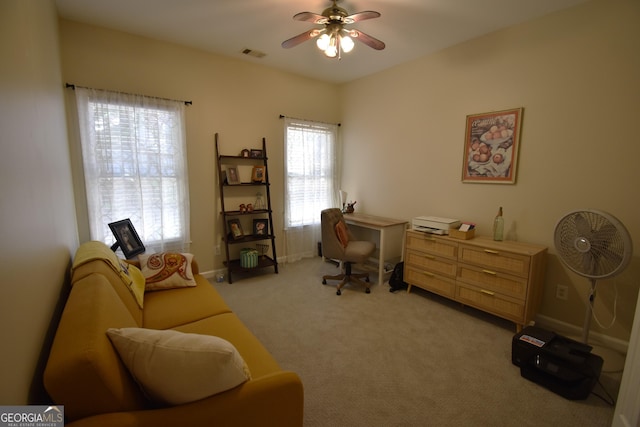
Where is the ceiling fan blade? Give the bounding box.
[349,29,385,50]
[345,11,380,23]
[293,12,328,24]
[281,29,322,49]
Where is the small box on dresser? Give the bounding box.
[403,230,547,331]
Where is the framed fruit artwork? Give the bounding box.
[462,108,523,184]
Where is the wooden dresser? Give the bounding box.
[403,230,547,331]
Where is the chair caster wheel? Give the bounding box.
[322,279,327,284]
[366,288,371,294]
[336,289,342,296]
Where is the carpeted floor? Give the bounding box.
[210,257,621,426]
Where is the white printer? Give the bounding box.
[411,216,461,235]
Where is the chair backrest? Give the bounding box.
[321,208,350,260]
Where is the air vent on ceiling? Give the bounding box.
[241,48,266,59]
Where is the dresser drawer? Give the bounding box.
[405,265,456,298]
[458,244,530,277]
[406,231,458,259]
[457,263,528,300]
[456,283,525,323]
[406,249,457,278]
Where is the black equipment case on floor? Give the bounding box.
[512,326,603,400]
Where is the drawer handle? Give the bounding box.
[484,249,499,255]
[480,289,495,296]
[423,254,435,260]
[422,271,434,277]
[482,269,497,275]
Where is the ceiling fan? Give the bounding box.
[281,0,385,59]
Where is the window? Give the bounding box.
[75,88,190,253]
[284,118,339,229]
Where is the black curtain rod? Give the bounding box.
[279,114,340,127]
[65,83,192,106]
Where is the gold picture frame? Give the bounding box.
[251,165,266,183]
[462,108,523,184]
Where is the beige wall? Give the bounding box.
[1,0,638,408]
[59,19,341,275]
[340,0,640,341]
[0,1,78,404]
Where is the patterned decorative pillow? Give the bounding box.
[138,252,196,291]
[106,328,251,405]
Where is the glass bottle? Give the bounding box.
[493,207,504,241]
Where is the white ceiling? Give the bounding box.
[55,0,589,84]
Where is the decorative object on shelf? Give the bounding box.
[227,219,244,239]
[462,108,523,184]
[339,189,348,213]
[239,204,247,214]
[253,219,268,236]
[254,192,265,210]
[493,207,504,241]
[240,248,259,268]
[345,201,356,213]
[225,165,240,185]
[241,149,250,158]
[256,243,269,258]
[251,165,266,182]
[250,149,263,158]
[246,203,253,213]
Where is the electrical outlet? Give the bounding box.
[556,284,568,300]
[215,244,221,255]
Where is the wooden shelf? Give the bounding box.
[215,132,278,283]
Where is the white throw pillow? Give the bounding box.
[138,252,196,291]
[106,328,251,405]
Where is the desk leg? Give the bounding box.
[378,228,386,285]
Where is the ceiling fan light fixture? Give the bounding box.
[340,35,354,53]
[282,1,384,56]
[316,33,330,50]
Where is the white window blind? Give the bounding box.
[75,87,190,253]
[284,118,338,229]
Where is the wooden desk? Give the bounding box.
[343,212,408,285]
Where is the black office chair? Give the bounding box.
[320,208,376,295]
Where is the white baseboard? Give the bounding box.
[535,314,629,355]
[200,256,288,281]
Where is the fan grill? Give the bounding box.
[554,210,632,279]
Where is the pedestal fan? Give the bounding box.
[554,209,633,343]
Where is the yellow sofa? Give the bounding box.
[44,242,303,426]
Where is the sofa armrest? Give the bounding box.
[66,371,303,427]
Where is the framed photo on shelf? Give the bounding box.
[462,107,523,184]
[253,219,268,236]
[225,165,241,185]
[227,219,244,239]
[108,218,145,259]
[250,149,263,158]
[251,165,266,182]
